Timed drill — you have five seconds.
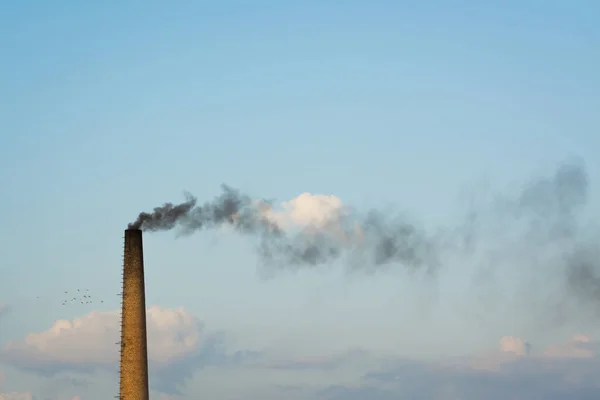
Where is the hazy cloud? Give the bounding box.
[0,370,33,400]
[1,306,262,394]
[0,392,33,400]
[261,348,372,371]
[265,335,600,399]
[499,335,531,356]
[4,329,600,398]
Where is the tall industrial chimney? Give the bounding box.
[119,229,150,400]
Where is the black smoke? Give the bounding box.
[128,192,197,231]
[128,185,440,274]
[128,160,599,323]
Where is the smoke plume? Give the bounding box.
[129,185,437,276]
[128,160,600,322]
[454,159,600,327]
[128,185,439,274]
[566,247,600,317]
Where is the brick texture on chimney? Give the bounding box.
[119,229,150,400]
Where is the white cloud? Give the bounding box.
[4,306,205,368]
[499,335,531,355]
[2,306,261,394]
[5,327,600,399]
[258,193,346,230]
[255,193,365,247]
[543,334,596,359]
[274,193,346,228]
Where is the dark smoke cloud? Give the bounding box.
[128,160,600,323]
[128,185,281,235]
[566,246,600,317]
[128,192,197,231]
[455,159,600,328]
[128,185,439,274]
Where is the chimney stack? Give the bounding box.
[119,229,150,400]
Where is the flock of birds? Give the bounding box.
[36,289,105,306]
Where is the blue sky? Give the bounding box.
[1,1,599,399]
